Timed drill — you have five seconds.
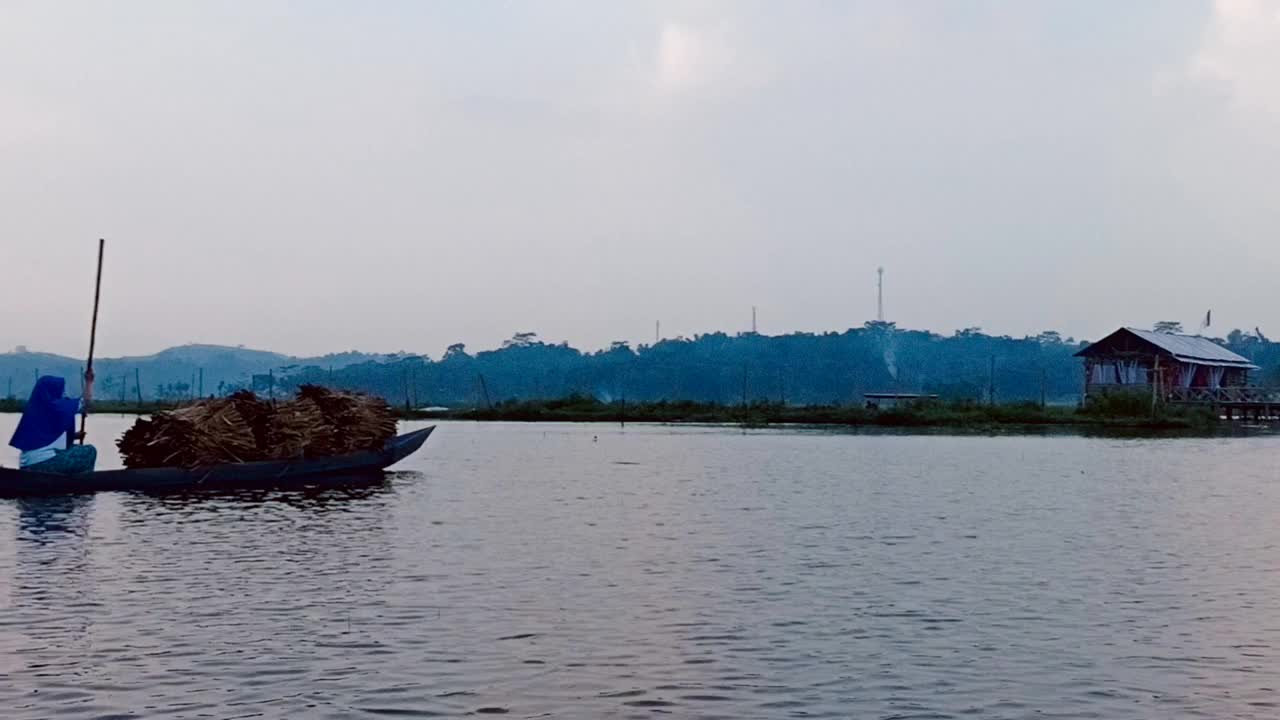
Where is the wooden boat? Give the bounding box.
[0,426,435,497]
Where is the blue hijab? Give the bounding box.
[9,376,79,452]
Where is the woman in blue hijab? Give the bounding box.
[9,374,97,474]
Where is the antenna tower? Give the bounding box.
[877,267,885,322]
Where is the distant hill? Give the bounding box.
[0,344,400,401]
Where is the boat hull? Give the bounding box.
[0,426,434,497]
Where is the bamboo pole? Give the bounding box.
[79,239,105,444]
[1152,356,1160,416]
[988,355,996,406]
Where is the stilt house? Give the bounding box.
[1076,327,1257,400]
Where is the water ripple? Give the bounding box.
[0,419,1278,718]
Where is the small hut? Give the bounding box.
[1076,327,1256,400]
[863,392,939,410]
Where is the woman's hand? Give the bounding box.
[83,369,95,403]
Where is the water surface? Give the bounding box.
[1,416,1278,718]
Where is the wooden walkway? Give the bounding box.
[1165,387,1280,418]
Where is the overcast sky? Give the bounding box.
[3,1,1279,358]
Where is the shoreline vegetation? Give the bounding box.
[403,393,1219,431]
[412,391,1229,431]
[0,392,1228,432]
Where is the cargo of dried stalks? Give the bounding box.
[117,386,397,468]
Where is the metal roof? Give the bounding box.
[1122,327,1258,368]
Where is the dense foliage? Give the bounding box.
[282,324,1100,407]
[8,325,1279,408]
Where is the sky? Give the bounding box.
[4,1,1280,359]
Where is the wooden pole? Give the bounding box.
[403,367,411,411]
[79,238,105,444]
[1082,359,1090,408]
[135,368,143,406]
[1152,356,1160,416]
[478,373,493,410]
[988,355,996,406]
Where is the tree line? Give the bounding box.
[276,323,1166,408]
[11,324,1278,408]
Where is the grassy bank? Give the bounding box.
[402,393,1218,431]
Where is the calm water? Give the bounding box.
[1,416,1279,719]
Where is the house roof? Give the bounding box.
[1076,327,1259,369]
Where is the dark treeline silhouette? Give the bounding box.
[8,325,1278,409]
[279,323,1280,408]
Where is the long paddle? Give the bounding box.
[79,238,105,444]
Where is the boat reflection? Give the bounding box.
[15,494,94,544]
[119,470,421,513]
